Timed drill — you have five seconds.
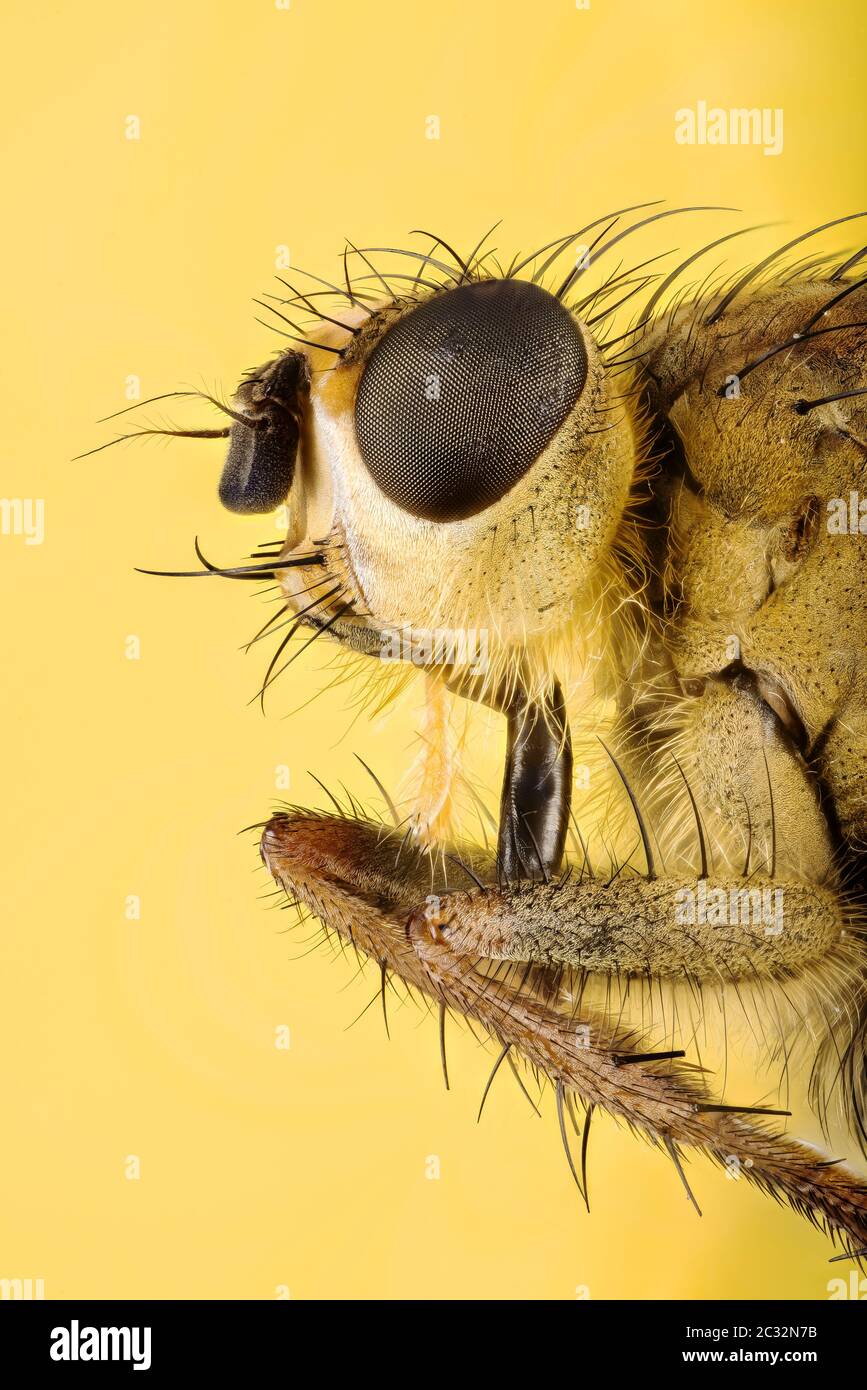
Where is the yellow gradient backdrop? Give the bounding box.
[1,0,865,1300]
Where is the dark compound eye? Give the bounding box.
[354,278,588,523]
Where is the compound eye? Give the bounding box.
[354,279,588,522]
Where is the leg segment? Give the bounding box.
[407,872,852,982]
[498,680,572,882]
[444,668,573,881]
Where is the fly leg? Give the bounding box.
[445,669,572,881]
[261,809,867,1249]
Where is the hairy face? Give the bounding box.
[221,270,641,703]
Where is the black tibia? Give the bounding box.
[499,681,572,881]
[444,669,573,880]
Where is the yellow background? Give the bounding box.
[2,0,865,1300]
